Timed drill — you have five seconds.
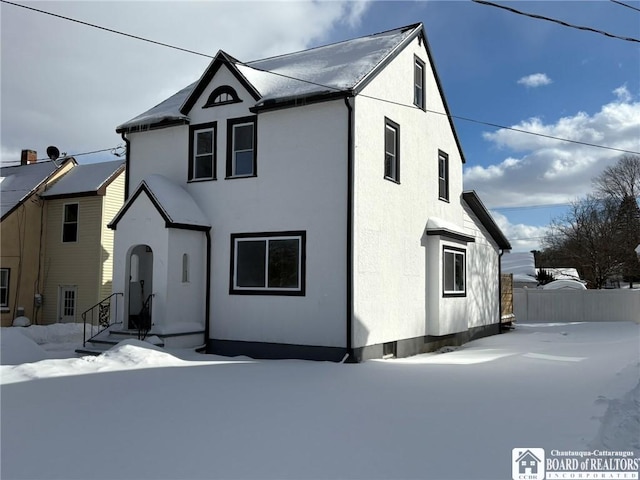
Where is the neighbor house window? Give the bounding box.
[62,203,79,243]
[203,85,241,107]
[226,116,257,178]
[230,231,305,295]
[414,56,425,109]
[438,150,449,201]
[0,268,9,308]
[189,122,217,181]
[443,247,466,296]
[384,118,400,183]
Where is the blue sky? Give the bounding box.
[2,1,639,251]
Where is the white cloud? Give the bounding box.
[490,211,549,252]
[0,1,371,165]
[613,84,632,103]
[517,73,552,88]
[464,90,640,210]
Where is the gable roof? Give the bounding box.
[462,191,511,250]
[0,158,75,221]
[117,24,425,130]
[41,160,125,199]
[108,174,210,231]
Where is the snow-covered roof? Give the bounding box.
[41,160,124,198]
[501,252,536,278]
[0,160,68,220]
[109,174,210,230]
[117,24,421,132]
[541,279,587,290]
[426,217,475,243]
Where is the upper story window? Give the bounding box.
[62,203,79,243]
[414,56,425,110]
[226,116,257,178]
[443,247,466,296]
[438,150,449,201]
[203,85,241,108]
[189,122,217,181]
[384,118,400,183]
[230,231,306,296]
[0,268,9,309]
[182,254,189,283]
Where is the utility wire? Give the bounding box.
[471,0,640,43]
[610,0,640,13]
[3,0,640,156]
[1,146,123,167]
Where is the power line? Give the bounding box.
[1,146,123,166]
[3,0,640,157]
[471,0,640,43]
[610,0,640,13]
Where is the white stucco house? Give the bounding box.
[106,23,511,361]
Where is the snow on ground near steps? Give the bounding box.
[1,322,639,480]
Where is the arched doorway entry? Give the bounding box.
[128,245,153,330]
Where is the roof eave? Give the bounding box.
[249,90,350,113]
[462,191,512,250]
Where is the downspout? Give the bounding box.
[204,229,212,351]
[498,249,505,333]
[120,132,131,201]
[344,95,354,361]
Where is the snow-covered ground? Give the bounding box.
[1,322,638,480]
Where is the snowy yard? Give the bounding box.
[1,321,639,480]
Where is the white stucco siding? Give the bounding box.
[351,36,466,347]
[126,126,188,194]
[112,192,170,330]
[190,100,349,348]
[463,205,500,329]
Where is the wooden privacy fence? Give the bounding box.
[514,288,640,323]
[501,274,514,324]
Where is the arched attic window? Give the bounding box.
[203,85,241,108]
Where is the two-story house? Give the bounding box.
[108,23,511,361]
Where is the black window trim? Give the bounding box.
[438,149,449,202]
[226,116,258,179]
[229,230,306,296]
[0,267,10,309]
[414,55,426,110]
[442,245,466,297]
[62,202,79,243]
[384,117,400,184]
[203,85,241,108]
[188,121,218,182]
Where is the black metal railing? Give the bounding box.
[82,293,123,346]
[137,294,153,341]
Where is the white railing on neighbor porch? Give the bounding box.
[514,288,640,323]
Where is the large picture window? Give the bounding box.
[0,268,9,308]
[227,116,257,178]
[230,231,305,295]
[443,247,466,296]
[62,203,79,243]
[189,122,217,181]
[384,118,400,183]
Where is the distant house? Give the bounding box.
[104,23,511,361]
[0,151,75,326]
[40,160,125,323]
[501,251,538,288]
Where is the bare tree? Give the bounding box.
[593,154,640,201]
[543,196,623,288]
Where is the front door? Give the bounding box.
[58,285,77,323]
[128,245,153,330]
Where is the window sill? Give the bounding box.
[188,177,217,183]
[230,289,305,296]
[439,197,450,203]
[0,308,10,313]
[225,174,257,180]
[384,176,401,185]
[443,292,466,298]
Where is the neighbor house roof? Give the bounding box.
[0,158,75,221]
[109,174,210,231]
[462,191,512,250]
[41,160,125,200]
[501,251,537,285]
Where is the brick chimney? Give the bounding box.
[20,149,37,165]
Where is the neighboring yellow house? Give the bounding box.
[0,152,76,327]
[40,160,125,324]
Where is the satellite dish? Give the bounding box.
[46,145,60,161]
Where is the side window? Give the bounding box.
[189,122,217,181]
[414,56,425,110]
[443,247,466,296]
[438,150,449,201]
[226,116,257,178]
[0,268,9,309]
[204,85,241,108]
[62,203,79,243]
[182,254,189,283]
[384,118,400,183]
[230,231,305,295]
